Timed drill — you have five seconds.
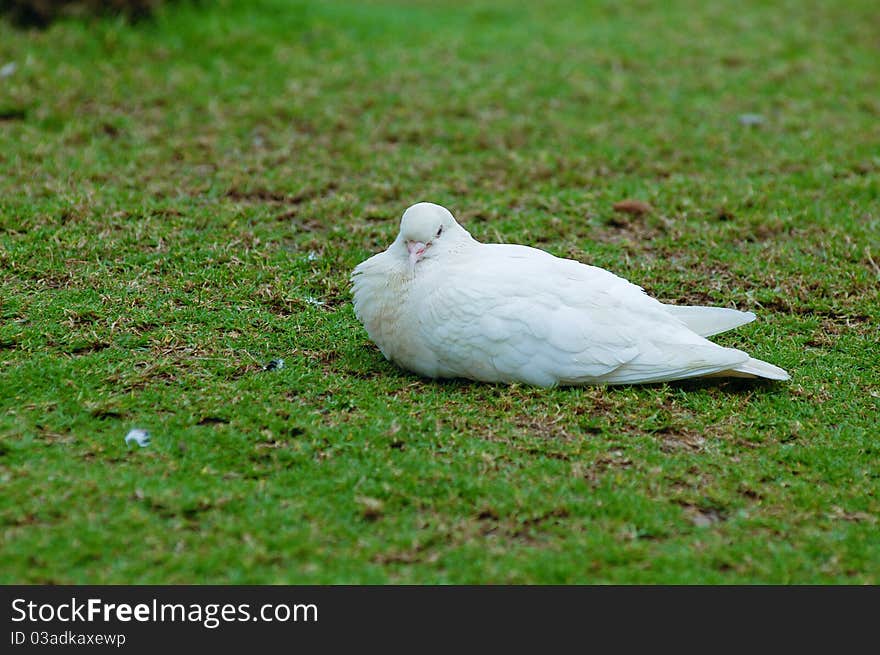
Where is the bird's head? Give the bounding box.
[394,202,469,267]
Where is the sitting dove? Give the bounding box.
[351,202,790,386]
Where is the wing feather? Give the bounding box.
[410,243,755,386]
[415,250,641,384]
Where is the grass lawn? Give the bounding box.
[1,0,878,584]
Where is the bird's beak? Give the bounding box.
[407,241,427,266]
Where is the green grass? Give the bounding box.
[1,0,878,584]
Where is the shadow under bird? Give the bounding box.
[351,202,790,386]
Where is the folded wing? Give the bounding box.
[415,245,755,386]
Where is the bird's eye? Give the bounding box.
[436,225,444,238]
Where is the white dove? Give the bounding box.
[351,202,790,386]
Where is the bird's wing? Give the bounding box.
[414,245,653,385]
[415,244,750,385]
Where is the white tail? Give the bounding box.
[704,357,790,381]
[664,305,756,337]
[731,357,790,380]
[664,305,789,381]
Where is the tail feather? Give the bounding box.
[704,357,790,381]
[665,305,756,337]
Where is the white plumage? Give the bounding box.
[351,202,790,386]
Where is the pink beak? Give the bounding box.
[407,241,427,266]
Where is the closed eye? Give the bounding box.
[435,225,443,238]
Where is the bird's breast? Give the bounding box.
[352,265,440,376]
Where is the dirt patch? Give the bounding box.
[593,212,666,249]
[226,181,338,207]
[373,505,571,566]
[676,501,727,527]
[573,450,634,485]
[65,341,111,356]
[514,415,575,441]
[733,218,791,243]
[197,416,229,426]
[612,199,653,216]
[657,428,706,452]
